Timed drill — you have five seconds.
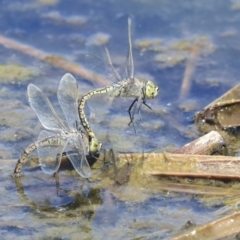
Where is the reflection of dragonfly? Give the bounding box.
[13,73,100,178]
[78,18,159,152]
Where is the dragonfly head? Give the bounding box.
[145,81,159,99]
[89,137,102,154]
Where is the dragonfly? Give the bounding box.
[78,18,159,152]
[12,73,101,178]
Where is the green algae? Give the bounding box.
[0,64,38,83]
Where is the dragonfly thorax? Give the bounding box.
[145,81,159,99]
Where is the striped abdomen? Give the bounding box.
[78,85,116,139]
[12,137,63,178]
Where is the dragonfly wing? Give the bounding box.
[85,38,122,84]
[124,17,134,79]
[65,135,91,178]
[37,130,66,174]
[58,73,81,130]
[103,45,122,81]
[28,84,66,131]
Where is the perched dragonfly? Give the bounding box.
[12,73,101,178]
[78,18,159,152]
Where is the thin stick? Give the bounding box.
[155,181,240,196]
[173,130,226,155]
[170,211,240,240]
[179,44,200,99]
[0,35,107,85]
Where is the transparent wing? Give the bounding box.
[86,53,122,84]
[85,37,123,85]
[57,73,80,130]
[28,84,67,132]
[83,18,134,86]
[124,17,134,79]
[37,130,66,174]
[103,45,122,81]
[65,135,91,178]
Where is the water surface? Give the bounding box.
[1,0,240,239]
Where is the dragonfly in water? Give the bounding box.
[78,17,159,152]
[12,73,101,178]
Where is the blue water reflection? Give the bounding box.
[0,0,240,238]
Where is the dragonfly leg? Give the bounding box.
[53,170,59,178]
[142,88,152,110]
[143,101,152,110]
[142,93,152,110]
[137,100,143,120]
[55,171,60,194]
[54,173,70,197]
[128,98,138,133]
[141,100,152,127]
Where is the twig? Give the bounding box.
[0,35,107,85]
[179,44,200,99]
[173,130,227,155]
[170,211,240,240]
[154,181,240,196]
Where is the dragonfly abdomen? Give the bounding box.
[78,85,114,139]
[13,142,37,177]
[45,137,62,146]
[13,136,63,177]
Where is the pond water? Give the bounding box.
[1,0,240,239]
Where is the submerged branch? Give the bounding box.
[0,35,107,85]
[179,44,200,99]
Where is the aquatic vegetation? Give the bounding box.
[42,11,88,26]
[0,64,38,83]
[135,35,216,68]
[134,38,162,50]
